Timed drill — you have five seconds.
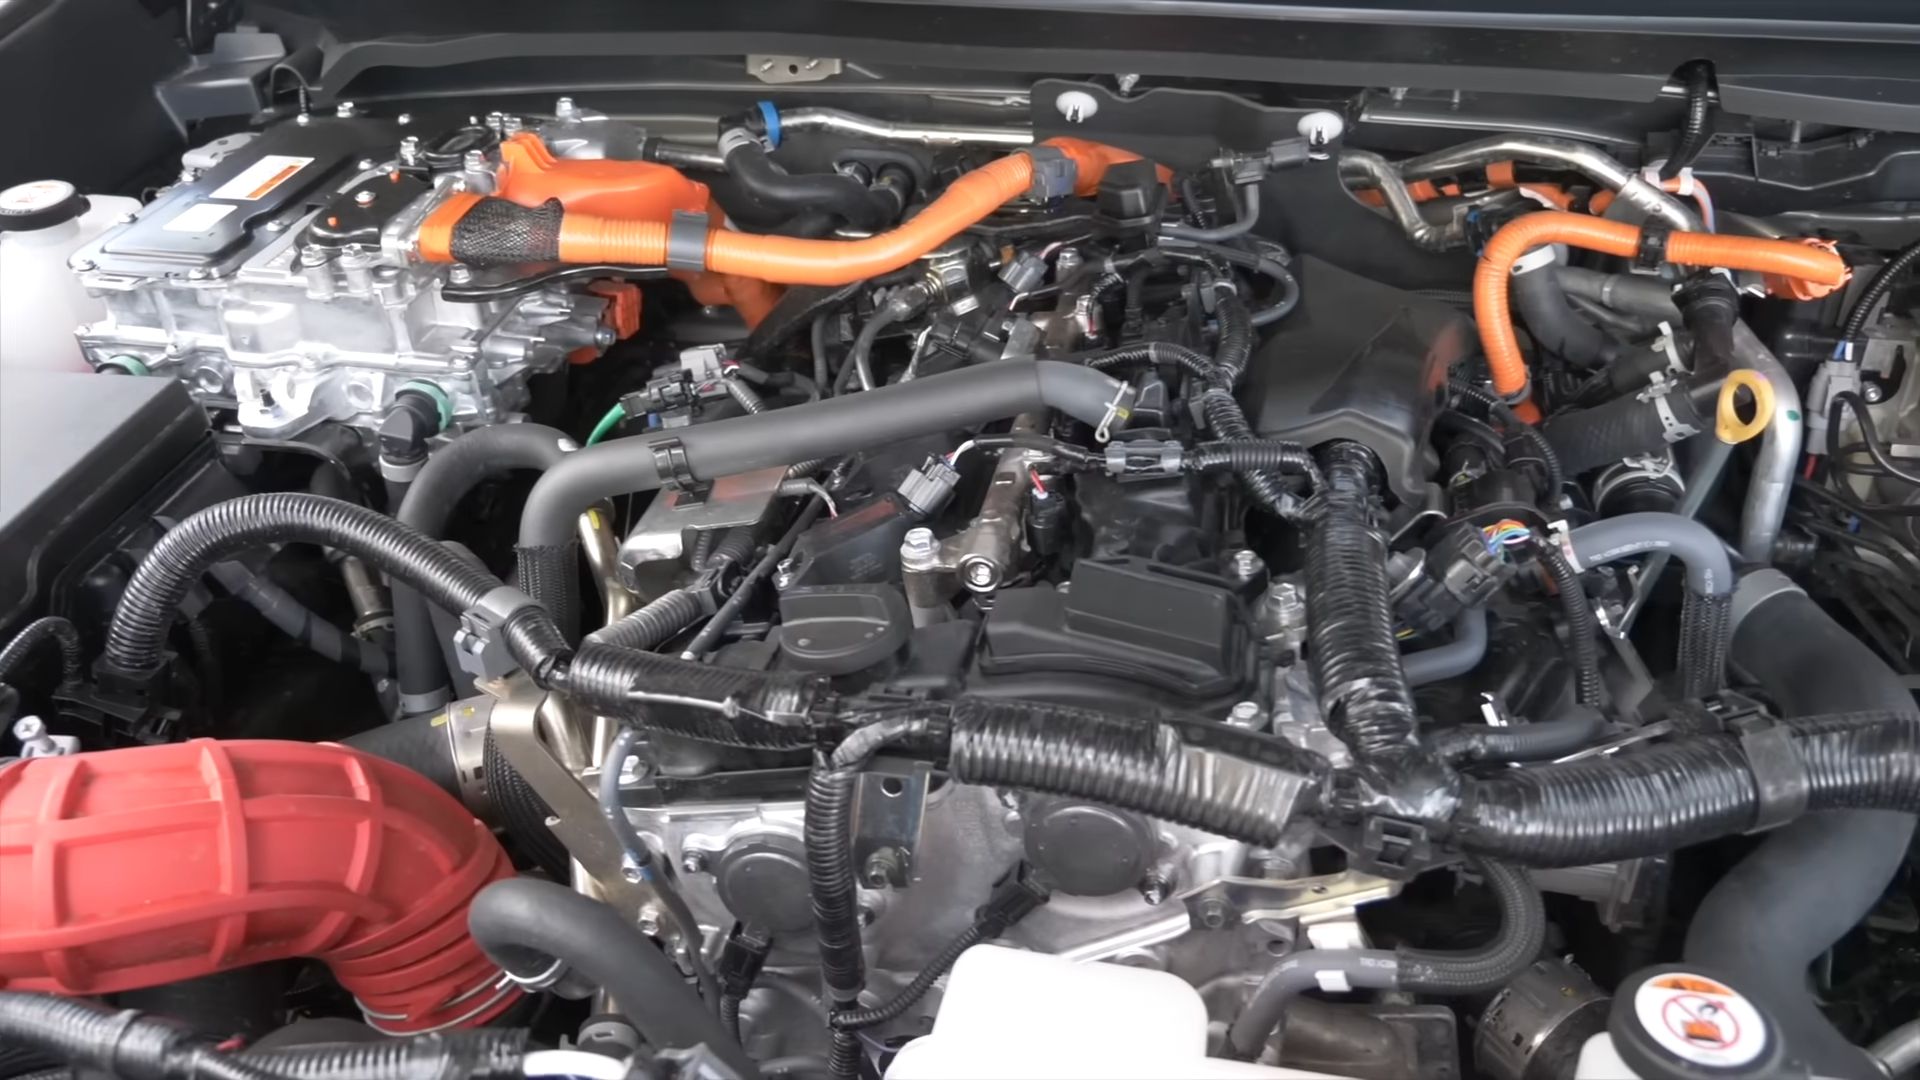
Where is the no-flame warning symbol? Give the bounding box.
[1633,972,1768,1068]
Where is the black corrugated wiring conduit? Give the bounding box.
[0,616,83,687]
[1225,858,1544,1059]
[1562,512,1732,698]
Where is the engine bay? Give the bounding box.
[3,10,1920,1078]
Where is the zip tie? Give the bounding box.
[1094,382,1133,444]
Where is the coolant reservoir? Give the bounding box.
[0,180,141,371]
[885,945,1350,1079]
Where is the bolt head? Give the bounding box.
[1232,549,1263,580]
[447,264,474,285]
[555,96,577,118]
[964,561,996,588]
[12,716,46,740]
[463,149,487,171]
[1227,701,1263,728]
[397,113,412,125]
[70,258,95,272]
[295,112,311,126]
[637,911,661,936]
[1197,897,1231,930]
[901,526,936,561]
[681,851,708,874]
[335,102,356,118]
[1863,383,1886,404]
[622,866,644,884]
[354,190,377,206]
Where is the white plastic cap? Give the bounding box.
[1055,90,1101,124]
[1296,110,1346,146]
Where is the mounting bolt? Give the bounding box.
[555,96,578,120]
[1231,549,1264,582]
[1139,870,1176,906]
[1116,73,1141,95]
[862,848,902,889]
[1862,383,1886,404]
[637,908,661,936]
[354,190,377,207]
[400,136,421,165]
[901,526,937,564]
[963,560,997,590]
[680,850,709,875]
[335,101,357,118]
[773,558,798,591]
[463,149,487,172]
[447,264,475,285]
[1226,701,1265,728]
[397,112,412,126]
[1196,897,1232,931]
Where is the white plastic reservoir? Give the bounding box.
[886,945,1352,1080]
[0,180,141,372]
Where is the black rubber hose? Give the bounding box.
[1678,273,1740,378]
[1305,443,1423,764]
[1532,540,1604,708]
[341,712,461,798]
[519,361,1135,547]
[0,992,284,1080]
[1687,577,1919,1080]
[392,424,571,712]
[0,617,82,687]
[1077,341,1222,385]
[1511,265,1618,368]
[807,714,949,1008]
[1428,705,1606,765]
[722,137,901,232]
[1225,858,1543,1059]
[1660,61,1716,180]
[468,878,756,1079]
[205,562,391,678]
[105,494,515,680]
[1840,238,1920,349]
[1541,389,1704,477]
[584,588,706,651]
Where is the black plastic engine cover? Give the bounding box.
[1241,255,1471,502]
[978,556,1250,699]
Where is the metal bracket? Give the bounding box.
[483,675,704,955]
[852,757,931,889]
[1178,869,1399,928]
[749,56,842,83]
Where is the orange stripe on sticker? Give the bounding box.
[246,164,304,200]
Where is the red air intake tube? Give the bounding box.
[0,739,519,1033]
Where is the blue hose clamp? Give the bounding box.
[757,101,782,148]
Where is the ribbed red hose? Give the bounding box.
[0,740,519,1033]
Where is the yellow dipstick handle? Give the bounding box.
[1716,369,1776,445]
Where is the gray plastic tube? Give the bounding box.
[1403,609,1489,688]
[1567,512,1733,596]
[1729,322,1803,564]
[520,361,1133,547]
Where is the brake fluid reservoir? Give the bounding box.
[0,180,141,371]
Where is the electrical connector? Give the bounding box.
[976,862,1052,936]
[897,453,962,517]
[716,924,773,1001]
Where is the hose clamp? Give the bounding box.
[666,211,710,272]
[1636,374,1700,443]
[1509,245,1560,276]
[1633,223,1672,272]
[649,438,702,492]
[452,585,541,681]
[501,956,568,991]
[1727,712,1809,833]
[1094,381,1134,444]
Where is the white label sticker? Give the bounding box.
[1314,970,1352,993]
[1632,972,1767,1068]
[209,155,314,201]
[163,202,238,233]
